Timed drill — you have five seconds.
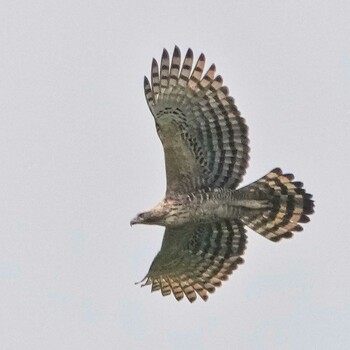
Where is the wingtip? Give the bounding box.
[185,47,193,59]
[135,275,148,286]
[208,63,216,74]
[202,294,209,302]
[152,57,158,66]
[198,52,206,61]
[272,167,282,175]
[162,48,169,60]
[173,45,181,56]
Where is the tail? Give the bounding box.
[240,168,314,242]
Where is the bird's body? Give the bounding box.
[138,188,272,227]
[131,47,314,302]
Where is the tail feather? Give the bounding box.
[240,168,314,242]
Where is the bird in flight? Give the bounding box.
[131,47,314,303]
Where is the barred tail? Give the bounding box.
[240,168,314,242]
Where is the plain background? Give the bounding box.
[0,1,349,349]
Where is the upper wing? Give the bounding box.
[138,220,247,303]
[144,47,250,196]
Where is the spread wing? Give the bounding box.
[138,220,247,303]
[144,47,250,196]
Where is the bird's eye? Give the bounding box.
[139,213,144,218]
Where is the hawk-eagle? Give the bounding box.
[130,47,314,303]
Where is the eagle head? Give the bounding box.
[130,204,169,226]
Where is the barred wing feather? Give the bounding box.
[144,47,250,196]
[139,220,247,303]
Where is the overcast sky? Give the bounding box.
[0,1,349,349]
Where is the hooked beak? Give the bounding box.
[130,216,141,226]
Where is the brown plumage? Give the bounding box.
[131,47,314,303]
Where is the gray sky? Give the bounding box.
[0,1,349,349]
